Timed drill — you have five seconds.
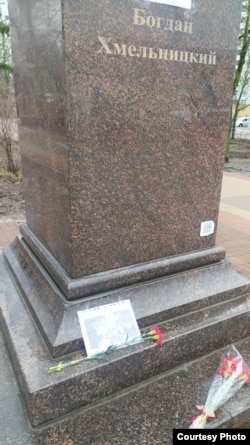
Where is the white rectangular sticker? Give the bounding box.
[200,221,215,237]
[149,0,191,8]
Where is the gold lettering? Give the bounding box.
[164,19,174,31]
[183,22,193,33]
[97,37,217,67]
[97,36,112,54]
[189,52,199,63]
[132,9,193,33]
[208,51,217,65]
[148,48,157,59]
[133,8,145,26]
[113,43,127,56]
[175,20,183,32]
[138,46,148,58]
[158,48,168,60]
[199,54,208,64]
[168,50,174,60]
[128,45,137,57]
[156,17,165,29]
[146,16,156,27]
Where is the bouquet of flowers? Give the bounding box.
[48,325,163,374]
[189,345,250,429]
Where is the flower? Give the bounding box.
[48,325,163,373]
[189,345,250,429]
[241,361,250,383]
[146,325,164,345]
[218,356,250,382]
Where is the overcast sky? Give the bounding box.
[0,0,8,16]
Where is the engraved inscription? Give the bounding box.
[97,37,217,65]
[133,8,193,33]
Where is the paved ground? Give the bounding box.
[218,172,250,277]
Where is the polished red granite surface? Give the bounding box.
[9,0,241,279]
[3,0,247,434]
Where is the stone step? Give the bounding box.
[1,330,249,445]
[37,337,248,437]
[1,248,250,427]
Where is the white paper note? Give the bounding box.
[149,0,191,8]
[78,300,141,355]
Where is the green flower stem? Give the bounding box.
[48,352,106,373]
[48,336,147,374]
[190,414,207,429]
[47,328,162,374]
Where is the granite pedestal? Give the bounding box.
[1,0,249,428]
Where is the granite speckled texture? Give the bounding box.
[8,0,241,281]
[1,251,250,426]
[0,321,249,443]
[3,237,250,359]
[2,0,248,433]
[18,223,227,299]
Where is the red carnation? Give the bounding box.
[147,325,164,345]
[218,357,250,382]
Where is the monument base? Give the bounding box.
[1,235,250,426]
[19,224,227,300]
